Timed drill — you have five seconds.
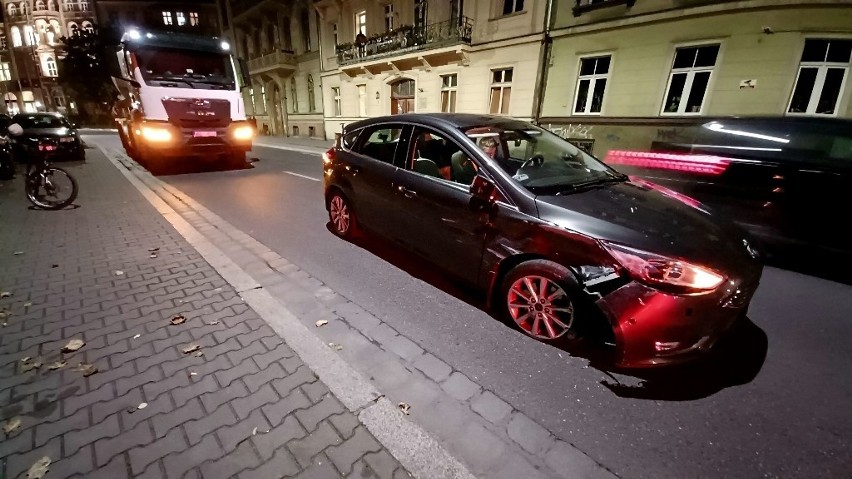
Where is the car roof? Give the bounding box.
[344,113,534,133]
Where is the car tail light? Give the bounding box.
[322,148,335,165]
[605,150,731,176]
[602,242,725,294]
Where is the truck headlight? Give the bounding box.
[232,125,254,141]
[141,126,173,143]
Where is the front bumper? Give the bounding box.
[134,121,254,157]
[596,271,761,368]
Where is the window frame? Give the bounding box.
[489,67,513,115]
[501,0,525,16]
[441,73,458,113]
[307,75,315,112]
[176,11,186,26]
[162,11,173,26]
[354,123,408,166]
[660,42,721,116]
[290,78,298,113]
[355,10,367,36]
[357,84,367,117]
[0,63,11,82]
[786,37,852,117]
[383,3,394,32]
[573,53,612,115]
[44,56,57,76]
[332,87,341,117]
[189,12,199,26]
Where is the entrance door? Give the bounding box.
[390,79,415,115]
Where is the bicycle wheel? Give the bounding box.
[26,167,78,210]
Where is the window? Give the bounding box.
[11,28,21,47]
[355,11,367,36]
[290,78,298,113]
[441,74,458,113]
[574,55,611,115]
[260,85,267,113]
[81,21,94,34]
[7,4,16,16]
[189,12,199,26]
[411,128,466,183]
[662,44,719,115]
[358,85,366,116]
[384,4,394,32]
[54,94,66,107]
[248,87,256,113]
[358,125,404,164]
[332,87,341,116]
[391,79,415,114]
[45,56,57,76]
[502,0,524,15]
[67,22,79,36]
[788,39,852,116]
[489,68,513,114]
[0,63,10,81]
[162,11,173,26]
[0,35,6,50]
[176,12,186,26]
[79,0,88,11]
[307,75,315,111]
[302,11,311,51]
[332,23,338,46]
[24,26,37,46]
[20,1,28,15]
[35,0,45,10]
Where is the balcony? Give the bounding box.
[573,0,636,16]
[336,17,473,75]
[248,50,297,80]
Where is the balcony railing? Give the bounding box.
[336,17,473,66]
[248,50,297,73]
[573,0,636,16]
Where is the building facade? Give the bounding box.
[218,0,324,138]
[0,0,94,115]
[94,0,218,36]
[537,0,852,157]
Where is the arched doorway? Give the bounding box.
[390,79,415,115]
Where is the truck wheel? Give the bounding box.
[228,151,248,170]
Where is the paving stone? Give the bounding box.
[64,413,121,456]
[4,437,61,479]
[34,407,88,448]
[385,334,425,361]
[63,383,115,416]
[48,443,97,478]
[162,434,222,479]
[301,380,330,403]
[364,450,402,479]
[94,417,154,466]
[293,452,341,479]
[242,361,288,393]
[143,368,190,401]
[412,353,452,382]
[116,363,164,396]
[287,420,342,468]
[471,390,514,424]
[449,422,508,473]
[441,372,482,401]
[172,374,219,409]
[129,426,190,475]
[200,377,248,413]
[262,387,312,427]
[238,446,301,479]
[544,439,611,479]
[215,357,259,388]
[136,346,181,374]
[506,412,554,456]
[216,407,272,453]
[295,394,346,433]
[231,383,279,420]
[0,427,33,458]
[123,391,173,430]
[92,388,145,424]
[326,425,383,475]
[87,359,136,391]
[199,438,263,479]
[185,402,238,445]
[271,365,318,398]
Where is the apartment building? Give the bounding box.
[538,0,852,156]
[95,0,219,37]
[218,0,323,138]
[0,0,94,115]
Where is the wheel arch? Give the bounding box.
[486,253,583,310]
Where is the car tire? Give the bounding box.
[327,190,357,239]
[500,259,586,343]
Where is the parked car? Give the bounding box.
[603,116,852,284]
[0,113,14,180]
[323,113,763,368]
[10,112,85,162]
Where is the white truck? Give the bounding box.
[111,29,255,174]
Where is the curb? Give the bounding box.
[93,142,476,479]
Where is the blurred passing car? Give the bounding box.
[323,113,764,368]
[603,117,852,283]
[11,112,85,162]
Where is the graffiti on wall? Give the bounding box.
[546,123,596,154]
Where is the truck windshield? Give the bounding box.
[134,46,235,90]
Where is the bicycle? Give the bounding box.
[8,123,78,210]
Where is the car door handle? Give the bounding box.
[397,185,417,198]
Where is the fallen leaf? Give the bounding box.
[206,321,219,325]
[182,344,201,354]
[0,292,11,298]
[75,363,98,376]
[47,361,66,370]
[21,357,31,362]
[328,342,343,351]
[114,270,124,276]
[194,351,204,357]
[170,315,186,325]
[62,338,85,352]
[315,320,329,327]
[3,416,21,434]
[13,251,24,255]
[23,302,32,308]
[149,253,158,259]
[132,334,141,339]
[398,402,411,415]
[148,247,160,252]
[137,402,148,410]
[21,360,42,373]
[252,426,258,436]
[26,456,51,479]
[189,372,197,376]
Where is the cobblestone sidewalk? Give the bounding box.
[0,149,408,478]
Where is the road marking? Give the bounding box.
[252,142,325,156]
[285,171,321,182]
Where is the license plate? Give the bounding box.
[193,131,217,138]
[39,145,56,151]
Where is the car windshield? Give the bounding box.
[462,124,624,194]
[133,46,235,90]
[13,115,68,129]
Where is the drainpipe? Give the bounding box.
[531,0,554,124]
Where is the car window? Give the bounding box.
[13,115,68,129]
[409,127,475,185]
[340,130,360,151]
[356,125,404,164]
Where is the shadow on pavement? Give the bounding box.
[333,223,768,402]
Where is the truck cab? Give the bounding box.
[112,29,255,174]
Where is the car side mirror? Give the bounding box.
[7,123,23,137]
[469,174,497,212]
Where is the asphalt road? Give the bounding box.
[131,140,850,479]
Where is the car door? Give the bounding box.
[339,124,410,238]
[391,126,487,283]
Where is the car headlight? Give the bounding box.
[602,242,725,293]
